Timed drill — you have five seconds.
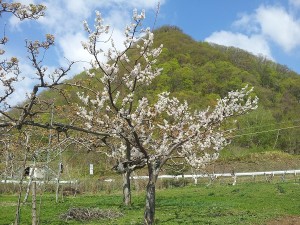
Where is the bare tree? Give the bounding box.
[0,2,108,224]
[0,1,111,139]
[76,9,259,224]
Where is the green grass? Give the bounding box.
[1,181,299,224]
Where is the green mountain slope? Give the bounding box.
[150,26,300,155]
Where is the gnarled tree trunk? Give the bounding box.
[144,161,159,225]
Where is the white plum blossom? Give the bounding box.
[133,8,145,20]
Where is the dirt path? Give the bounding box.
[266,216,300,225]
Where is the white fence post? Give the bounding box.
[89,164,93,175]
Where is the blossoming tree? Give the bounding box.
[76,9,258,224]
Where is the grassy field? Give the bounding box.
[1,180,299,225]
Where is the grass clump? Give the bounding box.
[60,207,123,222]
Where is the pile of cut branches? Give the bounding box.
[60,207,123,221]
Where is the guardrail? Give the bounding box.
[1,170,299,185]
[131,170,300,180]
[131,169,300,185]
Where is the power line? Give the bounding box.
[226,118,300,133]
[227,124,300,138]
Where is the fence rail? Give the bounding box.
[132,169,300,185]
[1,179,77,184]
[131,169,300,180]
[1,170,299,185]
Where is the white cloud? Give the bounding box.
[57,32,92,77]
[233,13,259,34]
[205,31,273,60]
[106,9,131,30]
[126,0,160,8]
[64,0,93,16]
[289,0,300,8]
[37,0,81,35]
[205,2,300,62]
[256,5,300,52]
[57,29,125,77]
[8,16,22,30]
[36,0,162,34]
[58,32,90,63]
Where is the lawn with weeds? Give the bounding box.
[0,181,299,224]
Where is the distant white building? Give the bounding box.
[29,167,46,179]
[23,164,57,180]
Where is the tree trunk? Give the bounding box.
[23,171,33,203]
[15,142,29,225]
[32,181,37,225]
[4,149,9,183]
[123,170,131,206]
[56,162,62,203]
[123,140,132,206]
[24,163,35,203]
[144,162,159,225]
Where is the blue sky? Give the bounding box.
[2,0,300,104]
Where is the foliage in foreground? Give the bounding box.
[0,181,299,224]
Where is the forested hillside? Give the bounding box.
[40,25,300,155]
[150,26,300,155]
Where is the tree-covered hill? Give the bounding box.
[150,26,300,155]
[38,25,300,155]
[152,26,299,112]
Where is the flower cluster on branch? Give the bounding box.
[0,1,46,20]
